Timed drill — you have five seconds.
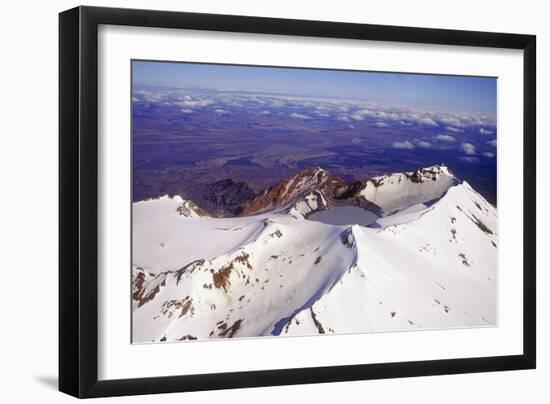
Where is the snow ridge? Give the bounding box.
[241,167,344,216]
[132,165,497,342]
[359,164,458,215]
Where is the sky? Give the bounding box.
[132,60,497,114]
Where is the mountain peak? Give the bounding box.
[405,164,454,183]
[137,164,461,220]
[241,166,343,216]
[294,166,328,180]
[241,164,461,217]
[359,165,458,216]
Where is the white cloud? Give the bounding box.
[260,110,271,115]
[337,115,350,122]
[417,117,438,126]
[289,112,311,120]
[438,116,465,128]
[417,141,431,148]
[270,100,286,107]
[460,156,479,163]
[215,109,229,114]
[446,126,464,133]
[135,89,163,102]
[435,134,456,142]
[487,139,497,147]
[175,98,214,108]
[351,109,371,117]
[483,152,496,158]
[350,108,402,122]
[399,112,438,127]
[392,140,415,150]
[461,143,477,155]
[375,121,388,127]
[479,128,494,135]
[315,110,330,117]
[180,109,193,114]
[378,111,399,120]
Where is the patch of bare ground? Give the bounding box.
[179,298,194,318]
[233,252,252,269]
[310,308,325,334]
[136,277,166,308]
[132,268,147,302]
[213,252,252,292]
[450,228,457,241]
[178,335,197,341]
[218,319,244,338]
[458,253,471,267]
[213,264,233,291]
[470,213,493,235]
[159,297,194,318]
[283,317,301,333]
[434,299,451,313]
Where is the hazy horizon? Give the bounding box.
[133,60,497,115]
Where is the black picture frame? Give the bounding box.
[59,5,536,398]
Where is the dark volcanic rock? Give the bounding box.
[201,179,256,216]
[334,181,365,200]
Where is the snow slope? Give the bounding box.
[282,181,497,335]
[132,167,497,343]
[359,164,458,215]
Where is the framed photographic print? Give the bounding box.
[59,6,536,398]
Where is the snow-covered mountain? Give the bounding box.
[132,165,497,343]
[358,165,458,216]
[241,167,347,218]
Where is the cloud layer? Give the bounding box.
[133,87,497,162]
[133,87,496,130]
